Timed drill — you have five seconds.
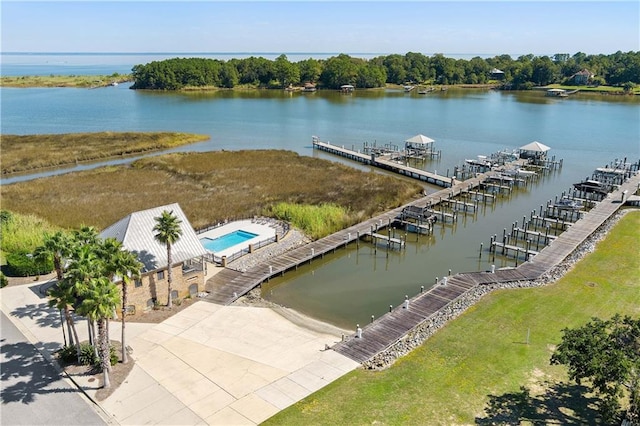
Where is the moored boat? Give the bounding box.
[573,179,609,194]
[550,197,584,211]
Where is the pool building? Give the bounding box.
[100,203,208,315]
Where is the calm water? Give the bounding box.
[1,56,639,329]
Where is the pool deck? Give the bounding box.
[198,220,276,259]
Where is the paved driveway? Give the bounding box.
[102,302,360,425]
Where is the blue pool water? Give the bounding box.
[200,230,258,252]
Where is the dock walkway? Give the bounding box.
[332,173,639,362]
[205,173,491,304]
[313,139,457,188]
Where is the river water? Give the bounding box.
[2,54,639,329]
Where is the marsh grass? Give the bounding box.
[1,132,210,175]
[264,211,640,425]
[0,74,131,88]
[1,150,423,234]
[267,202,350,240]
[0,212,60,264]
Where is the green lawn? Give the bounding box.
[264,211,640,425]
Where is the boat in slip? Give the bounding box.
[500,167,537,178]
[573,179,609,195]
[465,155,493,168]
[550,197,584,211]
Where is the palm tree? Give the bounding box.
[153,210,182,308]
[35,231,73,343]
[34,231,71,282]
[67,243,101,350]
[47,278,82,362]
[77,276,120,389]
[73,225,99,246]
[104,244,142,364]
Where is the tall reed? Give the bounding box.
[267,203,350,240]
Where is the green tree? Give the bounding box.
[78,276,120,389]
[105,245,142,364]
[298,58,322,84]
[48,278,82,362]
[34,231,71,282]
[383,54,408,84]
[320,54,359,89]
[153,210,182,308]
[551,315,640,424]
[219,62,239,88]
[274,54,300,88]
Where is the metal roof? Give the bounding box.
[405,134,435,145]
[519,141,551,152]
[100,203,207,272]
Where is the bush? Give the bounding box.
[57,344,78,363]
[0,272,7,288]
[5,250,53,277]
[109,345,118,366]
[79,342,98,366]
[59,342,119,368]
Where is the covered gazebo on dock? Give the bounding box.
[404,134,440,159]
[519,141,550,160]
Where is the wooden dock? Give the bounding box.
[205,172,493,304]
[204,159,638,365]
[332,172,640,363]
[313,138,456,188]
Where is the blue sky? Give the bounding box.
[2,1,638,55]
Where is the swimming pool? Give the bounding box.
[200,230,258,252]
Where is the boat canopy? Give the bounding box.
[405,134,435,146]
[519,141,551,152]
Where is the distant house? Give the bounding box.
[570,69,594,85]
[100,203,208,315]
[489,68,505,80]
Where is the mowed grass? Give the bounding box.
[264,211,640,425]
[1,150,423,232]
[1,132,210,175]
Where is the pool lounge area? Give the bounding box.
[198,219,277,261]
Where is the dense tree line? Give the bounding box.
[130,51,640,91]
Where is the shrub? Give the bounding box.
[109,345,118,366]
[5,250,53,277]
[57,344,78,363]
[79,342,98,366]
[0,272,7,288]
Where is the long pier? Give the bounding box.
[313,138,457,188]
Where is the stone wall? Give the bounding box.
[361,210,628,370]
[122,262,204,316]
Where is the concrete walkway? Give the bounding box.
[1,280,360,425]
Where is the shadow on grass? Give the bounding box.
[475,382,600,425]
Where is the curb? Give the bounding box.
[0,303,119,425]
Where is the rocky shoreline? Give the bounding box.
[361,210,631,370]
